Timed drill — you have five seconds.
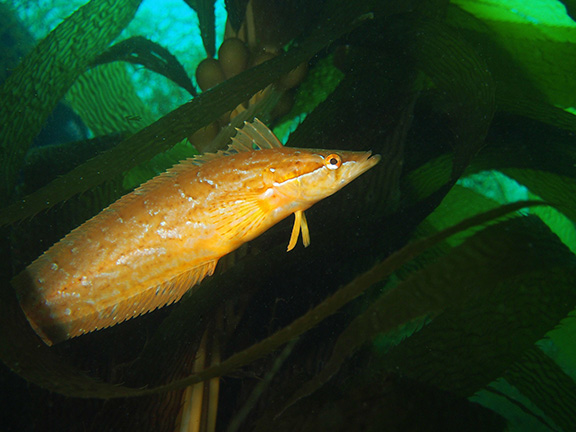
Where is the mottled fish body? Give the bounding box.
[13,119,380,345]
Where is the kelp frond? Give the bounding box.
[0,0,142,202]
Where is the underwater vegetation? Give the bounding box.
[2,0,576,431]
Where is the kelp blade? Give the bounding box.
[0,0,143,202]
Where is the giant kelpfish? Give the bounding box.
[13,119,380,345]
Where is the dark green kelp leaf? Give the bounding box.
[0,12,372,227]
[0,0,143,202]
[182,0,216,57]
[479,114,576,177]
[528,191,576,255]
[401,153,454,203]
[91,36,196,96]
[379,219,576,399]
[225,0,249,32]
[502,346,576,432]
[21,133,126,195]
[278,211,571,413]
[254,374,506,432]
[402,112,576,208]
[406,19,495,176]
[234,202,549,411]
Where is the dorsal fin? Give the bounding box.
[229,118,283,152]
[135,119,282,187]
[250,118,284,148]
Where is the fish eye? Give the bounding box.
[324,154,342,170]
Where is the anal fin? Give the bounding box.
[39,260,218,345]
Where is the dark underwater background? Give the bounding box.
[1,0,576,430]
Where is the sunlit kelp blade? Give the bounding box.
[453,0,576,108]
[66,62,157,136]
[91,36,196,96]
[0,9,374,227]
[418,185,503,247]
[0,0,143,202]
[447,3,576,132]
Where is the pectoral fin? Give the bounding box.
[287,210,310,251]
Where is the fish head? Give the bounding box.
[269,148,381,209]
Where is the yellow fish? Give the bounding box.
[13,119,380,345]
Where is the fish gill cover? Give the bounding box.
[1,0,576,431]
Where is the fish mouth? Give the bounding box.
[339,151,381,186]
[356,151,381,171]
[364,152,381,167]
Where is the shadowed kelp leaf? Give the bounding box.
[502,346,576,432]
[21,134,126,194]
[402,111,576,209]
[402,154,453,203]
[0,0,143,202]
[379,221,576,393]
[405,18,495,177]
[278,213,574,414]
[225,0,250,32]
[528,195,576,254]
[0,10,374,227]
[92,36,196,95]
[370,219,576,429]
[182,0,216,57]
